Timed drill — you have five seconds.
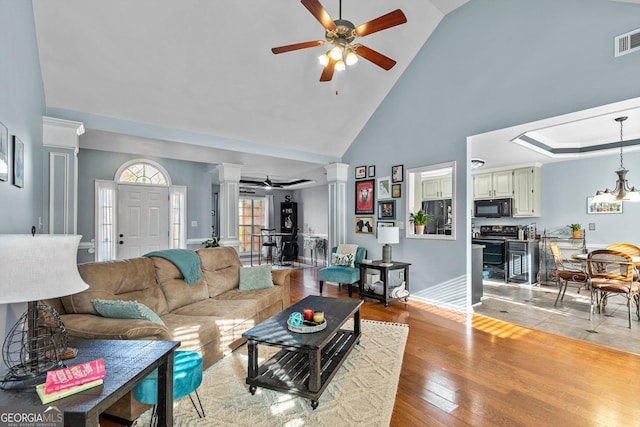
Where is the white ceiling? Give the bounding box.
[31,0,640,185]
[32,0,469,186]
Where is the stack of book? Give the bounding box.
[36,358,106,404]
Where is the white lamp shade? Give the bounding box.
[0,235,89,304]
[378,227,399,245]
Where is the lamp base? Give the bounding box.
[382,244,393,264]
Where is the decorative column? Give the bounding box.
[217,163,242,252]
[42,117,85,235]
[324,163,349,254]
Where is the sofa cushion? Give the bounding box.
[214,286,284,315]
[239,265,274,292]
[63,258,169,316]
[170,299,257,333]
[197,247,242,298]
[92,299,165,325]
[150,257,209,312]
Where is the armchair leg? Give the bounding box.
[348,284,352,297]
[319,280,324,294]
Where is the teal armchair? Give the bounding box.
[318,246,367,297]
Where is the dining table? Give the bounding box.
[250,232,293,266]
[573,252,640,264]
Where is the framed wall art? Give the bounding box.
[378,200,396,220]
[12,135,24,188]
[391,164,404,183]
[355,165,366,179]
[392,183,401,198]
[377,176,391,200]
[586,196,622,214]
[368,165,376,178]
[0,120,7,182]
[355,179,375,214]
[355,216,374,234]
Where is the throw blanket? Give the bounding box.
[337,244,359,255]
[143,249,204,286]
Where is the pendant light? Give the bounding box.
[593,116,640,202]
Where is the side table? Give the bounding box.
[359,260,411,307]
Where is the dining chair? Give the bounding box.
[606,243,640,269]
[587,249,640,328]
[260,228,278,264]
[549,243,588,307]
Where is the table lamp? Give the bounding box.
[378,227,399,264]
[0,234,89,389]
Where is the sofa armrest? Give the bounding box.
[271,268,291,287]
[60,314,172,341]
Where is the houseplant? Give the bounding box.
[568,224,582,238]
[410,210,434,235]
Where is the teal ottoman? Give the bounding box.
[134,350,205,423]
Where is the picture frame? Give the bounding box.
[368,165,376,178]
[376,221,394,237]
[355,165,366,179]
[355,216,375,234]
[392,183,401,198]
[378,200,396,219]
[0,120,8,182]
[392,164,404,183]
[587,196,623,214]
[12,135,24,188]
[355,179,375,214]
[377,176,392,200]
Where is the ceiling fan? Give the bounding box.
[271,0,407,82]
[239,176,313,189]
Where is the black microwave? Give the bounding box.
[474,198,512,218]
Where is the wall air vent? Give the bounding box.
[614,27,640,57]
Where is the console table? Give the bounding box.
[359,260,411,307]
[0,339,180,427]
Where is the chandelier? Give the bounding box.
[593,116,640,202]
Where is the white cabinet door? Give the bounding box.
[440,176,453,198]
[492,170,513,198]
[473,173,493,199]
[512,167,541,217]
[422,179,441,200]
[473,171,512,199]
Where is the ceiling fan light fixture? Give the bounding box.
[318,52,330,66]
[345,49,358,66]
[335,59,346,71]
[329,45,343,60]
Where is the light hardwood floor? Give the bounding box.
[104,264,640,426]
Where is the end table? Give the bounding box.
[359,260,411,307]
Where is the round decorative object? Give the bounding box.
[287,318,327,334]
[288,312,304,327]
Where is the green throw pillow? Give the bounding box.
[239,264,274,292]
[92,299,165,325]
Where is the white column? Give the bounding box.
[217,163,242,252]
[324,163,349,254]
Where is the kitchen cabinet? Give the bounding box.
[507,240,539,285]
[422,177,452,200]
[473,170,512,199]
[512,166,541,217]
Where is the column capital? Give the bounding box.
[324,163,349,182]
[217,163,242,182]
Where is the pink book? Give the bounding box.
[44,358,106,394]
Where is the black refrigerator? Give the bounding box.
[422,199,452,235]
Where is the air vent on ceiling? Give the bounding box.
[614,27,640,57]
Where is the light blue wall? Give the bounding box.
[0,0,46,342]
[342,0,640,309]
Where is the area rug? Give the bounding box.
[132,319,408,427]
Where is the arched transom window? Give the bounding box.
[118,162,168,185]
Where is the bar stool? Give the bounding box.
[134,350,205,426]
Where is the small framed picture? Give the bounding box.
[368,165,376,178]
[12,135,24,188]
[378,200,396,220]
[392,183,401,198]
[376,221,395,237]
[355,179,375,214]
[355,216,375,234]
[587,196,622,214]
[355,166,366,179]
[392,165,404,183]
[377,176,392,200]
[0,120,8,182]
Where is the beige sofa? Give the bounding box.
[42,246,291,421]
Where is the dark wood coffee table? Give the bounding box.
[242,295,362,409]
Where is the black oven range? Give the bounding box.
[471,225,519,282]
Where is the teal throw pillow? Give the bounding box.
[92,299,164,325]
[239,264,274,292]
[332,252,355,267]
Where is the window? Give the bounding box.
[238,197,268,254]
[95,180,116,261]
[118,162,167,184]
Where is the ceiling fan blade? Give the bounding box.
[320,58,336,82]
[355,9,407,37]
[272,40,324,54]
[353,45,397,70]
[301,0,337,31]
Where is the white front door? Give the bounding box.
[117,184,169,260]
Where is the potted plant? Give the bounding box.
[410,210,434,235]
[202,238,220,248]
[568,224,582,238]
